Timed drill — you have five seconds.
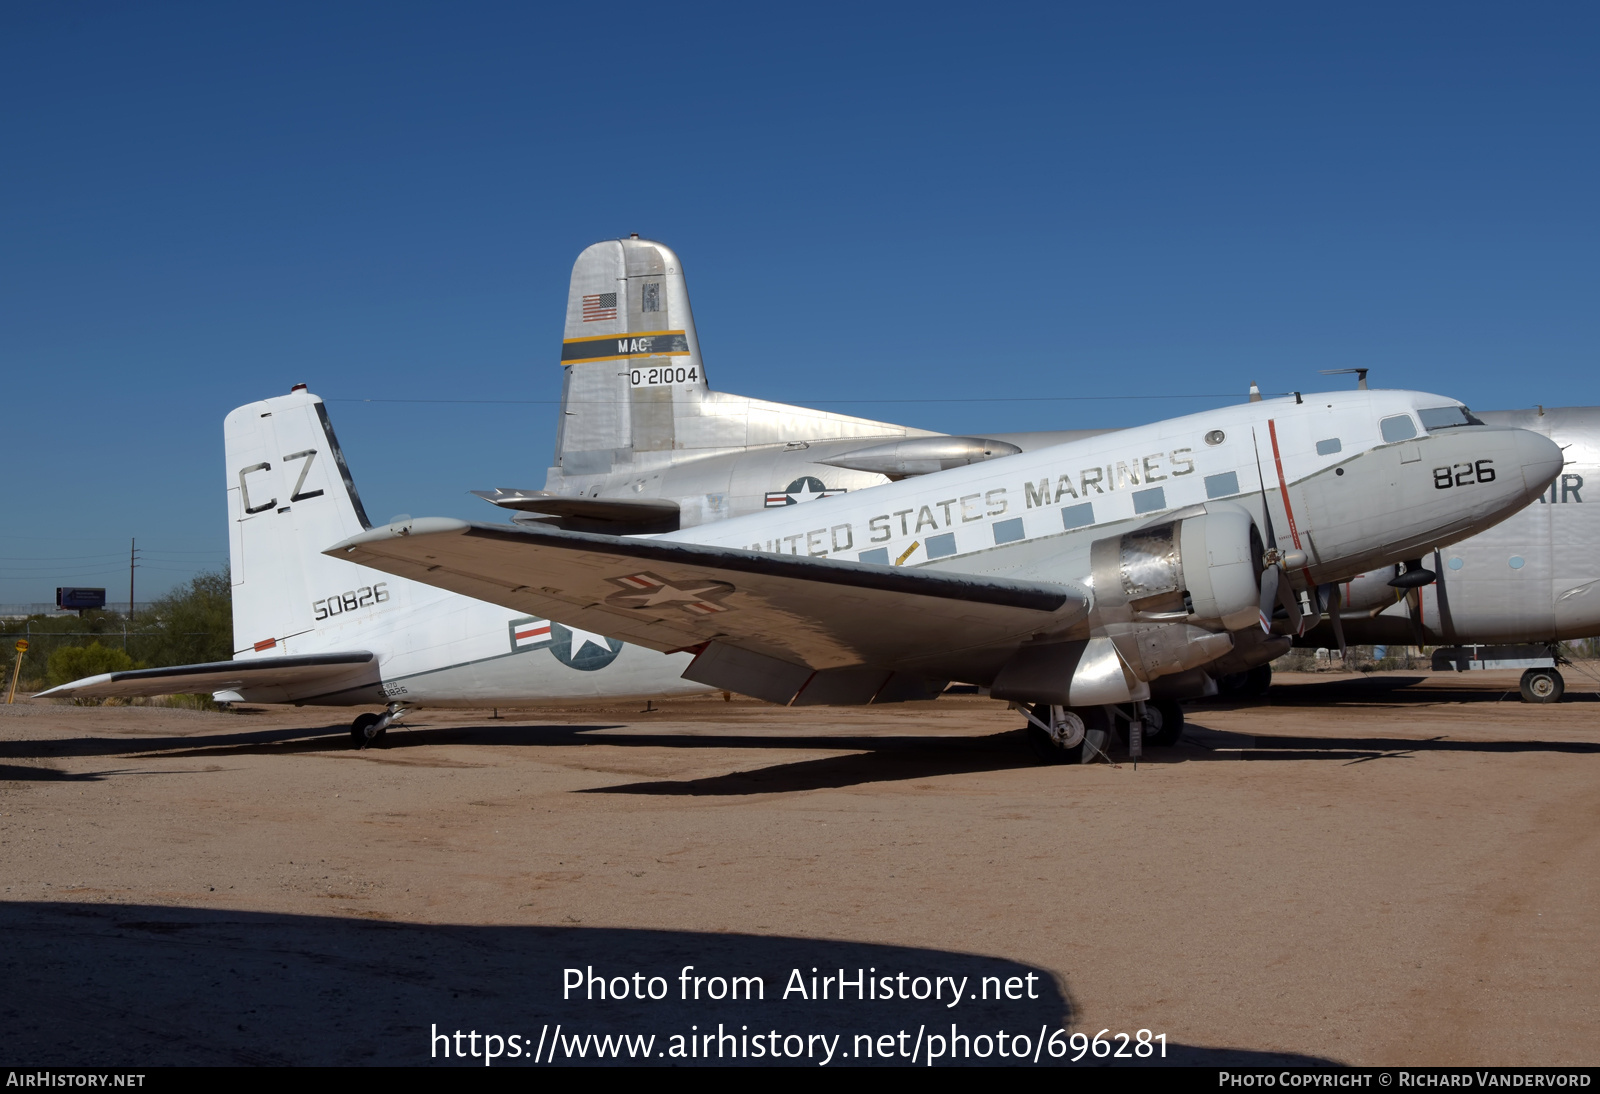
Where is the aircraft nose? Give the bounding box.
[1515,429,1565,499]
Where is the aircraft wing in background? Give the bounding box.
[35,651,377,700]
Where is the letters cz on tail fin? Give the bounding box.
[225,388,374,657]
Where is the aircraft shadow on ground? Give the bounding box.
[1174,723,1600,765]
[6,715,1599,792]
[0,901,1336,1067]
[0,722,1044,788]
[1197,674,1599,707]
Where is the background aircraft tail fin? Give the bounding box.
[224,388,391,659]
[550,237,925,487]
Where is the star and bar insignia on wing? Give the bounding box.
[604,571,735,616]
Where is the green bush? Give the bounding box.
[47,642,139,688]
[135,570,232,667]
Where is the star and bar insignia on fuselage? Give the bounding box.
[764,475,848,508]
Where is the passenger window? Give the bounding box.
[1204,471,1239,499]
[1380,415,1417,443]
[1316,438,1342,456]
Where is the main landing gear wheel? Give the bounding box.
[1216,664,1272,699]
[1147,700,1184,746]
[1113,700,1185,748]
[1242,664,1272,697]
[1025,704,1111,765]
[350,711,385,749]
[1519,668,1565,704]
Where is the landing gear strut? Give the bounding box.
[1016,703,1111,765]
[350,702,407,749]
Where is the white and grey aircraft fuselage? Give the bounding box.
[333,388,1564,759]
[1300,406,1598,648]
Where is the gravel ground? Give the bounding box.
[1,670,1596,1066]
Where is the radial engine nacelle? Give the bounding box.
[991,505,1262,705]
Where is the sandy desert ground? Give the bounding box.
[2,669,1597,1067]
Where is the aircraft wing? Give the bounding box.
[329,519,1088,672]
[35,652,376,699]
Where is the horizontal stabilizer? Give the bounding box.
[328,519,1089,673]
[473,489,680,533]
[35,652,376,700]
[819,436,1023,480]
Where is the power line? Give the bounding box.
[330,392,1272,407]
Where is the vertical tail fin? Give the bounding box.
[555,237,708,476]
[550,237,928,488]
[225,388,375,657]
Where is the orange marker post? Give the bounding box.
[6,639,28,704]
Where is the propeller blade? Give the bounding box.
[1277,569,1304,634]
[1250,429,1279,549]
[1432,549,1456,643]
[1405,585,1427,646]
[1258,564,1279,633]
[1329,582,1347,658]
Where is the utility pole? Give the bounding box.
[128,537,138,618]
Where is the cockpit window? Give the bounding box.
[1418,405,1483,431]
[1380,414,1418,443]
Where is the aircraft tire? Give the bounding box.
[1148,700,1185,746]
[1025,705,1110,765]
[1243,664,1272,697]
[1519,668,1564,704]
[350,711,382,748]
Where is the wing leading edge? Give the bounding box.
[327,519,1090,690]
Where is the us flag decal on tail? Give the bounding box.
[581,293,617,322]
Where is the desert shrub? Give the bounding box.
[46,642,138,688]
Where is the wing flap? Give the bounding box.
[329,519,1089,671]
[35,652,376,699]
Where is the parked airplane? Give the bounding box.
[36,238,1086,745]
[330,388,1565,763]
[477,235,1093,534]
[1294,404,1598,702]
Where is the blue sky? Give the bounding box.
[3,2,1597,603]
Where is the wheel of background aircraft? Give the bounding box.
[1242,664,1273,697]
[350,711,383,749]
[1148,700,1185,746]
[1025,704,1111,765]
[1111,700,1185,747]
[1216,666,1272,699]
[1519,668,1565,704]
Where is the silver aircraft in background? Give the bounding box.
[1295,402,1599,702]
[475,234,1093,534]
